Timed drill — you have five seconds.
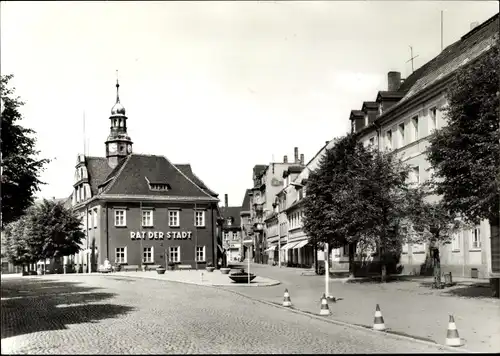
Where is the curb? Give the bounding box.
[100,273,281,288]
[220,288,473,354]
[100,273,471,353]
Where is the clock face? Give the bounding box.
[108,143,117,153]
[127,144,132,153]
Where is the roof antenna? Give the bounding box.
[440,10,444,52]
[406,46,419,73]
[83,111,86,156]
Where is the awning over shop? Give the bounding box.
[280,244,288,250]
[293,240,309,249]
[283,241,300,250]
[264,245,277,252]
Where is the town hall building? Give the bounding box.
[66,79,220,272]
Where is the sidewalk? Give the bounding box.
[222,263,500,353]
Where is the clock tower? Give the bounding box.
[105,76,133,169]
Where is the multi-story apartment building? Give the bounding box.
[352,15,499,278]
[240,189,252,261]
[220,194,243,263]
[248,148,305,264]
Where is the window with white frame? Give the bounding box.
[88,211,93,229]
[342,244,349,256]
[471,227,481,249]
[114,209,126,227]
[411,116,419,141]
[196,246,205,262]
[224,232,230,240]
[143,246,154,263]
[402,243,409,254]
[429,107,437,134]
[142,209,153,227]
[169,246,180,263]
[195,211,205,227]
[169,210,179,227]
[451,231,461,251]
[115,247,127,263]
[233,232,238,240]
[93,209,98,228]
[386,130,392,149]
[412,166,420,185]
[398,122,405,147]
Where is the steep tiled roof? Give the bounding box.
[253,164,267,178]
[349,110,364,119]
[397,14,498,106]
[376,91,406,101]
[175,164,218,197]
[101,154,217,198]
[221,206,242,227]
[362,101,378,110]
[86,157,113,194]
[241,189,252,212]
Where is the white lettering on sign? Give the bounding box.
[130,231,190,240]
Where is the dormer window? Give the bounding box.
[150,183,170,191]
[145,177,171,191]
[227,218,232,226]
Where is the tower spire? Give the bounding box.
[115,69,120,103]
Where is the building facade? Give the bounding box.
[67,79,220,272]
[220,194,242,263]
[353,15,499,278]
[248,148,305,264]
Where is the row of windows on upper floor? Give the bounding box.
[223,231,240,241]
[79,208,207,229]
[366,106,441,149]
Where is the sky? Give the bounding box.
[1,1,498,207]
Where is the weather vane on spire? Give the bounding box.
[115,69,120,103]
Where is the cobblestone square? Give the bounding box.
[1,275,457,354]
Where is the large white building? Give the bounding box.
[267,14,499,278]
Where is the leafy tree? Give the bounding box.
[426,45,500,296]
[29,199,85,261]
[404,184,466,288]
[302,133,374,277]
[359,148,411,281]
[302,134,412,281]
[1,200,84,272]
[1,74,50,227]
[2,213,38,269]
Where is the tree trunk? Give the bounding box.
[489,215,500,298]
[314,244,318,274]
[432,248,442,289]
[348,241,357,278]
[380,245,387,283]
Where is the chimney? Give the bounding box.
[387,71,402,91]
[283,155,288,163]
[224,194,228,207]
[294,147,299,163]
[470,22,479,30]
[300,154,304,165]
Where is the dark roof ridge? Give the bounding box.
[101,155,134,195]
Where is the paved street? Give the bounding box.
[1,275,455,354]
[222,263,500,353]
